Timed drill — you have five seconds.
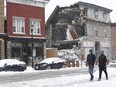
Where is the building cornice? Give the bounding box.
[76,1,112,13]
[6,0,50,7]
[6,36,47,42]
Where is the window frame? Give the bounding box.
[30,18,41,35]
[104,29,107,38]
[94,10,98,19]
[103,13,107,21]
[83,8,88,16]
[12,17,25,34]
[94,28,98,38]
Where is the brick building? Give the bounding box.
[111,23,116,61]
[5,0,49,65]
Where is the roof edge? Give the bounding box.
[76,1,112,13]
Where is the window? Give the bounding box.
[83,8,88,16]
[30,19,41,35]
[103,13,107,21]
[13,17,25,34]
[104,29,107,38]
[94,10,98,19]
[95,28,98,37]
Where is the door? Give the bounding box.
[12,47,21,60]
[95,41,100,58]
[22,43,28,65]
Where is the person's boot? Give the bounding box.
[97,78,101,81]
[106,77,108,80]
[90,76,94,81]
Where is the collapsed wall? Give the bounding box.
[46,4,87,49]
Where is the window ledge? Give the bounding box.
[13,32,26,35]
[30,34,42,36]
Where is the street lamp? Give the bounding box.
[31,25,34,68]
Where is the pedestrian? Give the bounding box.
[86,49,96,81]
[97,50,108,81]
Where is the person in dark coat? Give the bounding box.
[98,50,108,81]
[87,49,96,81]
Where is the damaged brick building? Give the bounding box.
[46,1,112,60]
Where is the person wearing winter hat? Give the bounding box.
[97,50,108,81]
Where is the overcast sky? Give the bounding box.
[45,0,116,23]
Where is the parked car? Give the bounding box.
[35,57,67,70]
[0,59,27,71]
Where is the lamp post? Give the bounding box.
[31,25,34,68]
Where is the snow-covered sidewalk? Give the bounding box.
[0,67,116,87]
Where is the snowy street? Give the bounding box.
[0,67,88,84]
[0,66,116,87]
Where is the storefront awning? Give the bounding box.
[6,37,46,43]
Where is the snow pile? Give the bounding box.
[58,48,81,61]
[24,66,36,73]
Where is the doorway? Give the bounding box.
[95,41,100,58]
[22,43,29,65]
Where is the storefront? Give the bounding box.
[6,37,46,65]
[82,41,110,60]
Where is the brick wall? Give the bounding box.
[111,25,116,60]
[7,2,46,37]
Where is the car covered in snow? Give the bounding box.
[0,59,27,71]
[35,57,67,70]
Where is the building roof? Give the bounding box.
[46,1,112,25]
[46,5,60,25]
[76,1,112,13]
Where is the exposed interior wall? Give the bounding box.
[46,5,87,49]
